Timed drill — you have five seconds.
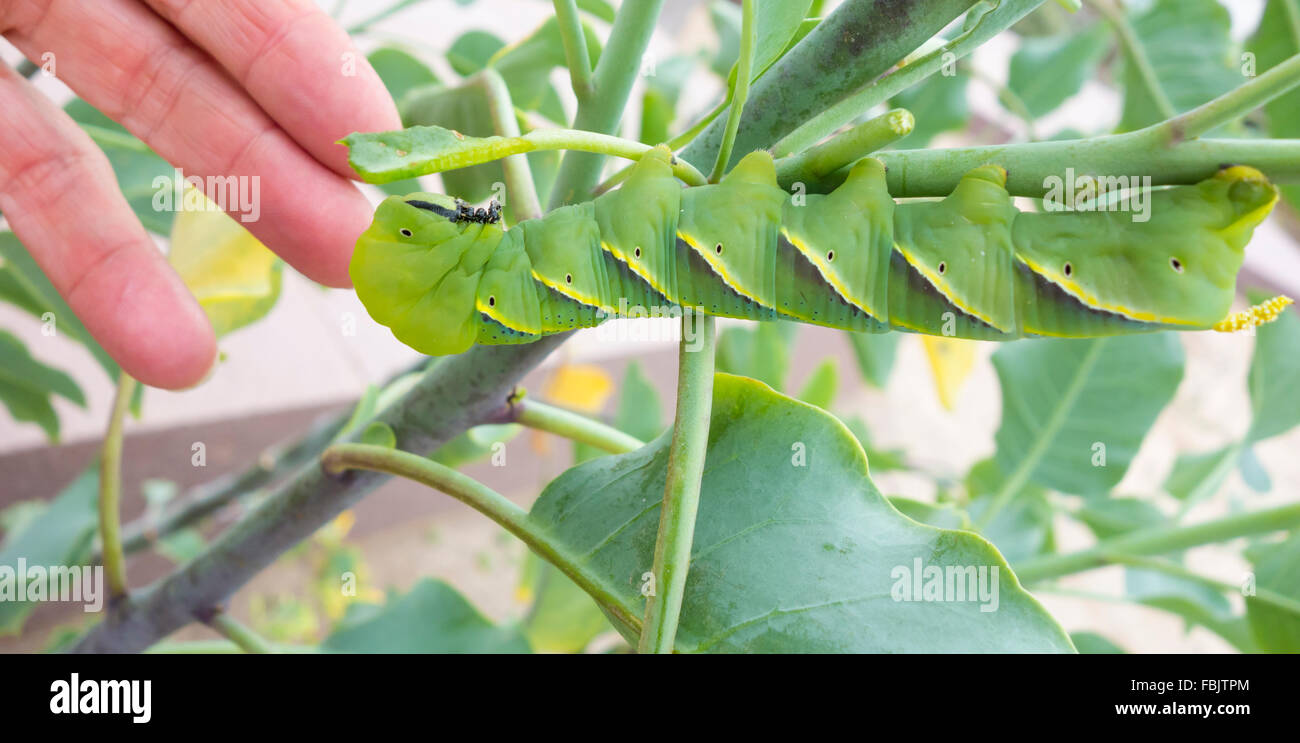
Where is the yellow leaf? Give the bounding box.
[168,188,282,337]
[543,363,614,415]
[921,336,976,411]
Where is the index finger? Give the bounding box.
[143,0,401,178]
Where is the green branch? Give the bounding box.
[710,0,756,182]
[321,443,642,636]
[548,0,666,207]
[1013,502,1300,583]
[773,108,913,186]
[508,395,644,454]
[766,0,1046,162]
[99,372,136,600]
[638,315,716,653]
[553,0,594,104]
[1160,53,1300,142]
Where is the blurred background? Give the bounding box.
[1,0,1298,652]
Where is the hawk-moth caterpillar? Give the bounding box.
[350,146,1284,356]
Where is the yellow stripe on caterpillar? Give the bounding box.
[1015,254,1200,327]
[1212,295,1293,332]
[897,245,1010,332]
[781,228,882,320]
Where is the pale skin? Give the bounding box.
[0,0,402,388]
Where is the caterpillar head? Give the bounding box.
[1015,167,1278,329]
[351,193,504,356]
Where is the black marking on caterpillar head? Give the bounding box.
[406,199,458,220]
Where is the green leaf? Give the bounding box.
[1247,0,1300,209]
[447,30,505,77]
[368,45,440,109]
[991,335,1184,497]
[614,361,664,442]
[842,416,908,472]
[0,468,100,635]
[1163,444,1239,503]
[360,422,397,448]
[1116,0,1240,132]
[168,192,283,337]
[1070,631,1127,653]
[156,528,206,565]
[0,331,86,441]
[715,320,794,391]
[796,359,837,410]
[323,578,531,653]
[846,331,898,388]
[1007,23,1110,117]
[1246,301,1300,442]
[1246,531,1300,651]
[889,71,969,147]
[528,374,1074,652]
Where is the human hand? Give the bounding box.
[0,0,400,388]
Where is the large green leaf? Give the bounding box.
[322,578,531,653]
[991,335,1184,497]
[1246,0,1300,209]
[0,331,85,441]
[0,468,99,635]
[528,374,1074,652]
[966,458,1054,564]
[367,45,440,109]
[1008,22,1111,118]
[1246,531,1300,651]
[1116,0,1240,132]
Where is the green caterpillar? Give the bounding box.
[351,146,1285,356]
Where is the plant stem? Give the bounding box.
[1160,52,1300,142]
[1013,502,1300,583]
[99,372,136,600]
[70,337,568,653]
[321,443,641,636]
[527,130,707,185]
[553,0,594,104]
[710,0,756,182]
[773,109,913,184]
[511,397,644,454]
[767,0,1045,161]
[1089,0,1176,121]
[1101,553,1300,618]
[638,314,716,653]
[548,0,666,207]
[202,609,274,654]
[474,69,544,221]
[680,0,979,170]
[977,339,1105,529]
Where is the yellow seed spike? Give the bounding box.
[1212,295,1294,332]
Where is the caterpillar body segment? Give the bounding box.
[351,146,1280,357]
